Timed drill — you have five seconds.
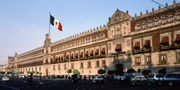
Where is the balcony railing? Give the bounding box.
[143,47,151,52]
[136,62,141,65]
[133,49,141,54]
[90,56,94,59]
[174,42,180,48]
[160,44,169,50]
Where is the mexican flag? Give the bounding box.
[50,15,62,31]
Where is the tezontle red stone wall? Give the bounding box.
[153,32,160,51]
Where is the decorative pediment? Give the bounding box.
[44,33,52,47]
[108,9,131,25]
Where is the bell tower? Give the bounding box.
[43,33,52,64]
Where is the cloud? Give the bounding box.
[0,57,8,65]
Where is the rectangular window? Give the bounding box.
[135,57,141,65]
[102,60,106,67]
[87,62,91,68]
[145,56,151,65]
[177,52,180,63]
[58,64,60,70]
[64,64,67,70]
[35,67,37,71]
[96,61,100,68]
[71,63,74,69]
[80,62,84,69]
[39,67,41,71]
[53,65,55,70]
[159,54,167,64]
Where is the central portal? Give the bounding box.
[116,64,123,71]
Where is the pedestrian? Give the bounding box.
[39,75,44,86]
[29,73,33,86]
[117,75,121,87]
[23,76,27,83]
[113,74,117,87]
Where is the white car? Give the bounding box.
[1,76,10,81]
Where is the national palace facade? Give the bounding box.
[8,1,180,76]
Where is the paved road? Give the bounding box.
[0,78,180,90]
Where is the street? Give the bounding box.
[0,78,180,90]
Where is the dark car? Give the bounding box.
[162,74,180,86]
[71,74,79,83]
[50,75,56,79]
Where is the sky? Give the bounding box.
[0,0,179,65]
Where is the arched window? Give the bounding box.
[148,19,153,28]
[142,20,147,29]
[135,22,141,31]
[168,13,174,22]
[161,15,167,24]
[154,17,160,26]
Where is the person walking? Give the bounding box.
[39,75,44,86]
[116,75,121,88]
[29,73,33,86]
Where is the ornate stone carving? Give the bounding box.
[108,9,131,26]
[44,33,52,47]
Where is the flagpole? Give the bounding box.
[49,12,51,35]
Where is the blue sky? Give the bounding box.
[0,0,179,65]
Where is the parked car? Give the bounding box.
[162,74,180,86]
[50,75,56,79]
[130,75,155,86]
[121,74,134,84]
[1,76,10,81]
[18,75,25,78]
[92,76,104,83]
[149,73,164,85]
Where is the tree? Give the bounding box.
[142,70,151,77]
[20,71,24,74]
[0,72,5,74]
[98,69,105,75]
[67,69,72,74]
[108,71,115,75]
[7,72,12,74]
[27,71,31,74]
[116,70,124,76]
[158,68,166,75]
[39,72,42,75]
[32,71,35,74]
[127,68,136,73]
[73,69,80,75]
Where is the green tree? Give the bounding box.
[142,70,151,77]
[98,69,105,75]
[73,69,80,75]
[67,69,72,74]
[20,72,24,74]
[39,72,42,75]
[158,68,166,75]
[27,71,31,74]
[127,68,136,73]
